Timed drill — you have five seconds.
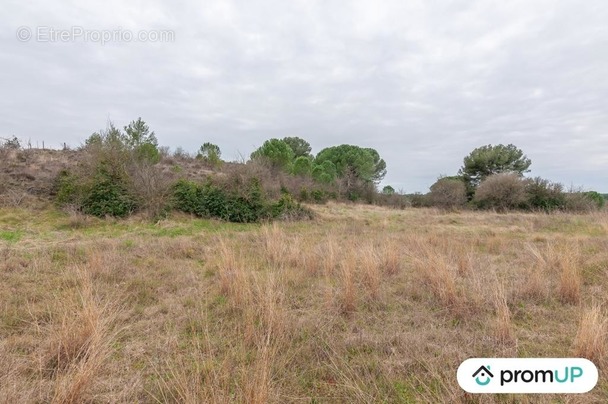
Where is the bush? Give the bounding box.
[223,178,266,223]
[428,177,467,209]
[55,166,137,218]
[270,193,313,220]
[54,170,81,206]
[408,193,429,208]
[172,178,274,223]
[1,136,21,150]
[473,173,527,211]
[310,189,329,204]
[82,168,136,217]
[298,187,310,202]
[128,161,174,219]
[563,192,603,212]
[584,191,605,209]
[375,192,409,209]
[524,177,566,211]
[55,119,168,218]
[172,179,203,214]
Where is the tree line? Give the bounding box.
[3,118,603,220]
[423,144,604,211]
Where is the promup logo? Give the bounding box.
[472,365,494,386]
[457,358,598,393]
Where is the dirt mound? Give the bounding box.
[0,148,221,208]
[0,148,79,206]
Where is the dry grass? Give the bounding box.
[1,204,607,403]
[260,223,286,268]
[557,243,582,304]
[517,265,549,303]
[359,244,381,301]
[408,236,464,315]
[48,266,119,404]
[338,256,357,314]
[216,237,251,308]
[380,237,401,276]
[321,231,339,277]
[573,304,607,366]
[492,282,515,346]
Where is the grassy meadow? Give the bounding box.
[1,203,607,403]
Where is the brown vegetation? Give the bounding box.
[0,204,607,402]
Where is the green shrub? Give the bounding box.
[584,191,605,209]
[54,170,81,206]
[172,178,271,223]
[310,189,328,204]
[81,167,136,217]
[222,179,266,223]
[172,179,202,214]
[524,177,566,211]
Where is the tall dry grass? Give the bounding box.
[408,236,463,313]
[492,283,515,346]
[338,256,357,314]
[3,203,608,402]
[216,238,251,308]
[322,232,340,277]
[359,245,381,301]
[557,243,582,305]
[45,265,118,404]
[573,304,607,366]
[526,241,583,304]
[260,223,286,268]
[380,237,401,276]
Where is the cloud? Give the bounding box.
[2,0,607,191]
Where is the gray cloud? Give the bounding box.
[2,0,607,192]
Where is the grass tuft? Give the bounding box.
[573,304,607,366]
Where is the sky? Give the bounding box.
[2,0,607,192]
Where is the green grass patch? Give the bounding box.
[0,230,22,242]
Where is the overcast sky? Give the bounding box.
[2,0,607,192]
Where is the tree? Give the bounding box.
[124,118,160,163]
[282,136,312,158]
[292,156,313,176]
[124,118,157,147]
[197,142,222,168]
[382,185,395,195]
[459,144,531,188]
[364,148,387,183]
[312,160,337,183]
[315,145,387,184]
[250,138,294,171]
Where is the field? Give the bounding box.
[1,203,607,403]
